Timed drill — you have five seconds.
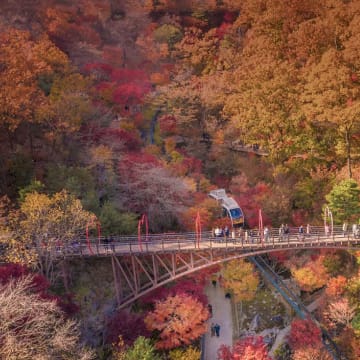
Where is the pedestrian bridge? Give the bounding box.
[62,226,360,308]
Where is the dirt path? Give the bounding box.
[203,283,233,360]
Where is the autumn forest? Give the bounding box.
[1,0,360,359]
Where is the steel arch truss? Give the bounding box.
[112,249,236,308]
[111,243,360,309]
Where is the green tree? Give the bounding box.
[124,336,161,360]
[45,165,99,212]
[325,179,360,223]
[18,180,44,203]
[99,202,137,235]
[153,24,183,49]
[352,312,360,336]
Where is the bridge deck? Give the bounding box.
[59,226,360,257]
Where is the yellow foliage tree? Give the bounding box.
[301,48,360,178]
[169,346,201,360]
[221,259,259,301]
[5,190,95,282]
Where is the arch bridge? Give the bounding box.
[64,226,360,309]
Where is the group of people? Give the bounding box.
[212,224,315,243]
[210,323,221,337]
[213,226,230,238]
[343,222,360,238]
[103,236,115,251]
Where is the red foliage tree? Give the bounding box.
[218,336,271,360]
[237,183,272,228]
[288,318,322,351]
[45,7,102,50]
[216,22,232,40]
[106,310,150,346]
[217,344,233,360]
[268,251,289,265]
[84,64,152,115]
[119,152,160,173]
[141,278,207,306]
[81,125,141,151]
[158,115,177,136]
[0,263,49,292]
[140,265,220,306]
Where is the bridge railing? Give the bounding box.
[49,225,359,257]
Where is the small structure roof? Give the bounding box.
[209,189,240,210]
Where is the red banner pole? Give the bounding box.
[259,209,263,246]
[138,216,143,252]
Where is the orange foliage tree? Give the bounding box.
[325,275,347,298]
[290,254,329,292]
[0,29,69,132]
[180,197,220,231]
[144,293,209,349]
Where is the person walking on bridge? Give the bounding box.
[284,224,290,241]
[264,226,270,242]
[103,237,109,252]
[298,225,304,241]
[279,224,285,241]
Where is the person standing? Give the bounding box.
[264,226,270,242]
[211,323,215,337]
[353,224,358,238]
[215,227,221,237]
[249,229,254,243]
[103,237,109,252]
[279,224,285,242]
[298,225,304,241]
[325,224,330,236]
[224,226,230,239]
[208,304,213,317]
[284,224,290,241]
[214,323,221,337]
[342,222,348,237]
